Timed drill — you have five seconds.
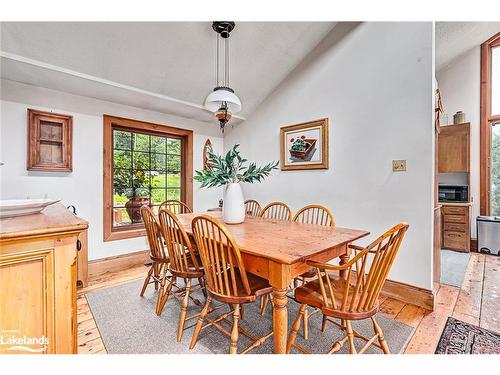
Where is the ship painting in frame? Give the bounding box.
[280,118,329,170]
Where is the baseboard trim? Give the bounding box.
[88,249,150,276]
[470,238,478,252]
[381,278,434,311]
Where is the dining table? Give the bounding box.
[176,211,369,354]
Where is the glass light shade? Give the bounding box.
[204,87,242,113]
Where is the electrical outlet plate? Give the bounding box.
[392,160,406,172]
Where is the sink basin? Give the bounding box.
[0,199,60,218]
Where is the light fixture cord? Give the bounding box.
[216,32,219,87]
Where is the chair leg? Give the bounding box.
[156,276,175,316]
[345,320,357,354]
[321,314,328,332]
[189,296,211,350]
[302,307,309,340]
[177,279,191,341]
[198,277,207,298]
[229,304,240,354]
[260,295,269,316]
[371,316,390,354]
[140,266,153,296]
[286,304,306,353]
[153,263,159,290]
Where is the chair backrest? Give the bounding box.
[244,199,262,217]
[159,199,192,214]
[259,201,292,221]
[313,223,409,315]
[191,215,251,298]
[140,205,168,261]
[158,208,200,275]
[292,204,335,227]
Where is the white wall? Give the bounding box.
[0,79,223,261]
[225,22,434,289]
[436,47,480,237]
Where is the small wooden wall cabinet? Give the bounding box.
[438,123,470,173]
[0,204,88,354]
[27,109,73,172]
[441,203,472,252]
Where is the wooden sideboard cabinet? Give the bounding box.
[438,123,470,173]
[0,204,88,354]
[441,203,471,252]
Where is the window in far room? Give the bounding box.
[480,33,500,215]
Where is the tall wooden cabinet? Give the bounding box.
[0,204,88,354]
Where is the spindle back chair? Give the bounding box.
[189,215,274,354]
[156,208,206,340]
[292,204,336,227]
[287,223,409,354]
[259,201,292,221]
[244,199,262,217]
[139,205,171,315]
[159,199,192,214]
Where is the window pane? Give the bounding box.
[492,47,500,116]
[151,173,167,188]
[133,151,150,170]
[151,188,166,205]
[113,169,132,197]
[167,189,181,200]
[151,135,166,153]
[167,138,181,155]
[114,130,131,150]
[151,153,166,171]
[113,189,129,207]
[114,150,131,169]
[167,155,181,172]
[133,133,150,152]
[167,173,181,188]
[113,207,132,226]
[491,123,500,215]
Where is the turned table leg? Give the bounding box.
[339,245,351,278]
[272,287,288,354]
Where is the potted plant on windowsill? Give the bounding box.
[114,168,150,224]
[194,144,278,224]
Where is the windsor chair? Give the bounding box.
[259,201,292,221]
[244,199,262,217]
[159,199,192,214]
[286,223,409,354]
[189,215,274,354]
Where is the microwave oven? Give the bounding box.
[438,185,469,203]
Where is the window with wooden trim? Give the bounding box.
[103,115,193,241]
[480,32,500,216]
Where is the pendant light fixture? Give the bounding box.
[204,21,241,133]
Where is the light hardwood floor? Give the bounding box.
[77,253,499,354]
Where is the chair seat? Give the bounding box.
[299,268,316,279]
[294,276,379,320]
[207,269,273,304]
[170,252,204,278]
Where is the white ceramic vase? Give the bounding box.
[223,182,245,224]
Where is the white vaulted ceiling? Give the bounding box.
[436,22,500,72]
[0,22,335,123]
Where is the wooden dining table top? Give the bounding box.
[176,211,370,265]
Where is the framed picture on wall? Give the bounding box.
[280,118,329,170]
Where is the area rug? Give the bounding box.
[440,249,470,287]
[85,279,414,354]
[435,317,500,354]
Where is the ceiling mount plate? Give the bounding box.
[212,22,235,38]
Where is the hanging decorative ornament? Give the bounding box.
[204,21,241,133]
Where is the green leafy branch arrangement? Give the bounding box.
[194,144,279,188]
